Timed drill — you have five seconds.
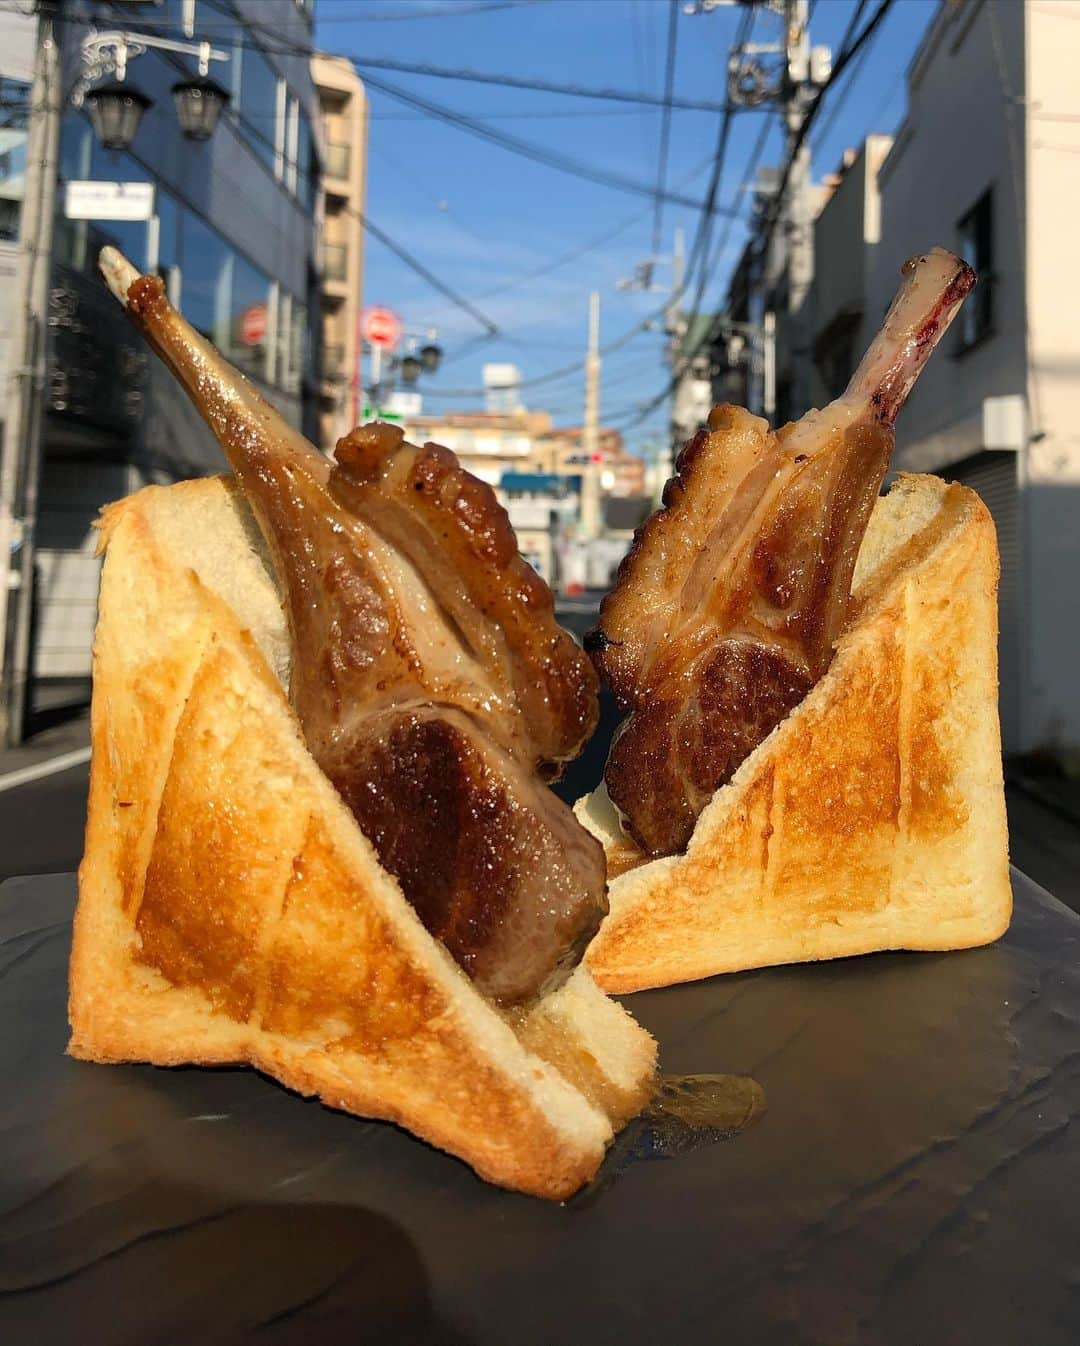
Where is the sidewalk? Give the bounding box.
[0,708,90,786]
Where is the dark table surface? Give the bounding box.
[1,870,1078,1346]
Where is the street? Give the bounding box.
[2,672,1079,917]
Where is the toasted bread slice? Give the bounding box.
[578,474,1011,993]
[69,477,656,1200]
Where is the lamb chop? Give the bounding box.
[589,248,976,857]
[99,247,604,1006]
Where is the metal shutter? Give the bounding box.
[948,451,1021,754]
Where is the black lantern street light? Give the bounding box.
[82,80,153,153]
[171,76,230,142]
[77,32,231,152]
[398,354,422,386]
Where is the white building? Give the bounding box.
[806,0,1079,760]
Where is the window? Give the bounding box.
[297,105,317,211]
[55,120,92,268]
[279,92,317,206]
[82,142,156,272]
[235,43,279,172]
[957,189,994,350]
[180,208,229,343]
[225,252,271,381]
[156,188,181,304]
[288,297,308,394]
[274,288,307,395]
[0,77,30,241]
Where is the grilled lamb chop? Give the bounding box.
[589,248,976,857]
[100,247,604,1006]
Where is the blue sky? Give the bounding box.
[314,0,936,451]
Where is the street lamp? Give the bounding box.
[420,343,442,373]
[75,31,231,149]
[171,76,230,142]
[82,80,152,153]
[399,354,422,386]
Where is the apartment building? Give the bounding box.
[312,53,367,448]
[738,0,1080,760]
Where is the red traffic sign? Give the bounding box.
[361,305,403,349]
[239,303,267,347]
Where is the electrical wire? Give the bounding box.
[811,0,882,154]
[341,55,729,115]
[359,71,739,215]
[616,0,896,432]
[369,107,652,122]
[444,147,716,312]
[318,1,526,20]
[98,0,729,116]
[670,5,756,339]
[651,0,680,254]
[77,10,507,339]
[59,5,734,217]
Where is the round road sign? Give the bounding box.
[361,306,403,349]
[239,303,267,347]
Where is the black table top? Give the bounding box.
[2,870,1078,1346]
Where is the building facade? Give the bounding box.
[401,409,644,584]
[312,52,367,449]
[730,0,1080,761]
[1,0,322,716]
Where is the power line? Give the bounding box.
[702,104,777,292]
[369,107,652,122]
[811,0,875,152]
[343,55,730,114]
[618,0,896,432]
[672,5,756,335]
[651,0,680,254]
[360,71,741,215]
[58,4,733,215]
[756,0,893,265]
[466,147,717,307]
[61,4,504,339]
[318,1,526,19]
[362,215,499,336]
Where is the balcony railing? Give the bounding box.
[324,243,348,282]
[325,141,350,180]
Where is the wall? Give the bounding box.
[810,135,893,407]
[871,0,1027,471]
[869,0,1030,752]
[0,6,36,419]
[1024,0,1080,754]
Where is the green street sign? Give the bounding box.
[361,405,404,424]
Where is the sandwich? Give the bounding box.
[68,249,657,1200]
[579,248,1012,992]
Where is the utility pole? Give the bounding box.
[722,0,829,421]
[779,0,819,416]
[0,1,62,745]
[579,290,601,541]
